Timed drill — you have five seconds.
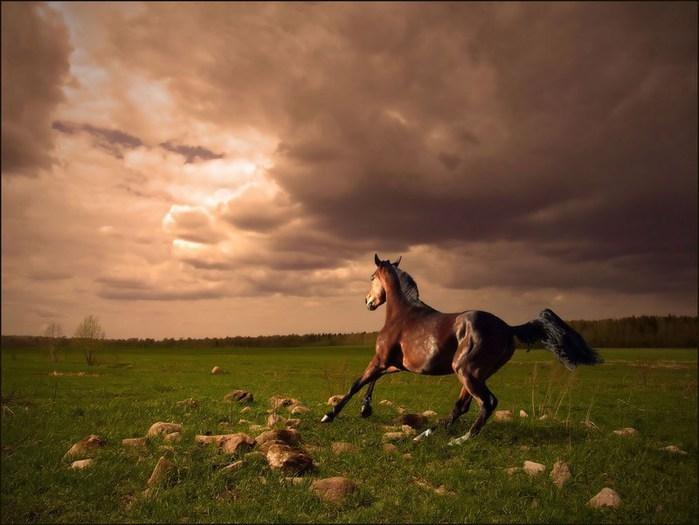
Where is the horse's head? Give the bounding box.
[365,253,401,310]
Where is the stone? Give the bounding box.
[494,410,513,422]
[240,406,252,414]
[248,424,268,433]
[396,413,428,429]
[421,410,438,418]
[122,437,147,448]
[146,422,182,438]
[266,413,284,427]
[220,460,244,474]
[550,460,572,488]
[310,477,357,504]
[163,432,181,443]
[581,419,599,429]
[327,395,343,406]
[413,478,455,496]
[70,459,94,470]
[612,427,637,437]
[64,434,105,459]
[402,453,413,460]
[270,396,299,409]
[195,433,255,455]
[519,410,529,418]
[194,435,219,445]
[538,414,549,421]
[285,418,301,428]
[588,487,622,509]
[255,429,300,447]
[400,425,417,436]
[290,405,310,415]
[266,444,314,474]
[147,456,176,487]
[382,432,407,442]
[176,398,199,408]
[224,390,253,403]
[211,366,223,375]
[504,467,521,476]
[220,434,255,455]
[378,399,394,407]
[244,451,267,462]
[257,439,288,454]
[237,419,251,425]
[662,445,688,455]
[433,485,455,496]
[523,460,546,476]
[331,442,358,455]
[383,443,398,454]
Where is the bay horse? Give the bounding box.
[320,254,602,445]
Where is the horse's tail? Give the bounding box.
[511,308,603,370]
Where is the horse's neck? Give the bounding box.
[381,272,410,319]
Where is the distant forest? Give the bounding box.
[2,315,697,350]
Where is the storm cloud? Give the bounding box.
[1,2,696,338]
[1,2,72,176]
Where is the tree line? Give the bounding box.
[1,315,696,355]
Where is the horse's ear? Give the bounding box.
[374,253,381,266]
[392,256,402,267]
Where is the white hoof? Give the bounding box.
[447,432,471,446]
[413,428,434,442]
[320,414,332,423]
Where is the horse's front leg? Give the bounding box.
[321,357,385,423]
[360,380,377,418]
[359,366,401,418]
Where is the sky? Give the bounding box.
[1,2,697,339]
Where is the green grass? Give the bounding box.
[1,345,697,523]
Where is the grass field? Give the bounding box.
[1,344,697,523]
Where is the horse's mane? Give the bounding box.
[394,267,434,310]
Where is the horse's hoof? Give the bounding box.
[413,428,433,442]
[447,432,471,446]
[360,404,372,418]
[320,414,334,423]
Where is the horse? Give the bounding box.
[320,254,602,445]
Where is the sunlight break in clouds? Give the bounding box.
[1,2,696,338]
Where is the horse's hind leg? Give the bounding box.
[414,387,473,442]
[445,386,473,427]
[448,374,498,446]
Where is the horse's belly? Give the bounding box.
[401,335,457,375]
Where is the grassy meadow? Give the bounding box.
[1,344,697,523]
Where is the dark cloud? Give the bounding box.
[3,3,696,338]
[217,187,297,233]
[27,270,72,282]
[97,287,225,301]
[163,205,223,244]
[53,120,143,159]
[1,3,72,176]
[49,2,699,296]
[95,276,149,289]
[160,141,223,163]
